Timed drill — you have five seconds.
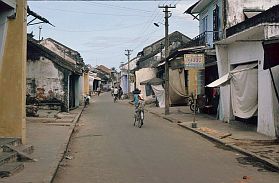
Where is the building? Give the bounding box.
[27,36,84,111]
[39,38,85,107]
[212,4,279,137]
[185,0,279,116]
[119,56,139,94]
[136,31,191,101]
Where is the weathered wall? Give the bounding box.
[226,0,279,28]
[40,39,77,64]
[26,57,65,102]
[135,68,157,100]
[0,0,27,142]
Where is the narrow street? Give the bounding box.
[53,93,279,183]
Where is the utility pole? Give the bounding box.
[38,26,42,40]
[125,49,132,95]
[159,4,175,115]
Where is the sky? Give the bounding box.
[27,0,199,70]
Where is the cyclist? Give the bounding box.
[113,87,119,102]
[132,88,141,107]
[132,88,144,125]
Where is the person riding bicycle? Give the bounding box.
[113,87,119,101]
[132,88,141,107]
[132,88,144,123]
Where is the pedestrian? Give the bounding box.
[118,86,123,100]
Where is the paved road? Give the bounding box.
[53,93,279,183]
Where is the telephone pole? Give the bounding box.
[159,4,175,115]
[125,49,132,95]
[38,26,42,40]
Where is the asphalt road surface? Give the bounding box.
[53,93,279,183]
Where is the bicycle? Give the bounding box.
[134,100,144,128]
[113,94,118,103]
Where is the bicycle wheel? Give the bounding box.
[134,114,136,126]
[190,103,198,112]
[138,111,143,128]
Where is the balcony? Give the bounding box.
[226,5,279,38]
[184,31,221,48]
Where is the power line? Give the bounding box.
[85,1,153,13]
[43,21,152,32]
[34,6,152,17]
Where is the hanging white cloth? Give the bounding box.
[231,64,258,118]
[151,85,165,108]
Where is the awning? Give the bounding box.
[27,6,55,27]
[206,63,258,87]
[206,73,230,87]
[140,78,163,85]
[243,9,264,19]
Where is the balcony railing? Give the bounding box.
[184,31,221,48]
[226,5,279,38]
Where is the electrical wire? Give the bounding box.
[85,1,153,13]
[33,6,152,17]
[43,21,152,32]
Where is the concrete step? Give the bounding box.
[0,162,24,178]
[3,144,34,155]
[3,144,36,162]
[0,152,17,166]
[0,138,21,150]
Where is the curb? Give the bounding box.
[44,106,84,183]
[147,109,279,172]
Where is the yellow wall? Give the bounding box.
[0,0,27,143]
[84,72,89,95]
[188,69,198,96]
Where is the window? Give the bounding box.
[213,5,220,41]
[202,16,208,32]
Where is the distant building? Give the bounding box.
[27,36,84,111]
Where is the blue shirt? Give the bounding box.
[133,94,139,106]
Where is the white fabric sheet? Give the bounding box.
[206,73,230,87]
[169,69,187,105]
[151,85,165,108]
[231,64,258,118]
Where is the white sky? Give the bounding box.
[27,0,199,70]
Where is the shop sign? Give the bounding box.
[184,54,205,69]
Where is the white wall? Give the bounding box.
[270,65,279,137]
[135,68,156,100]
[216,45,231,122]
[226,0,279,28]
[26,57,65,101]
[228,42,263,65]
[257,64,279,137]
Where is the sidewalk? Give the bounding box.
[0,107,83,183]
[142,104,279,171]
